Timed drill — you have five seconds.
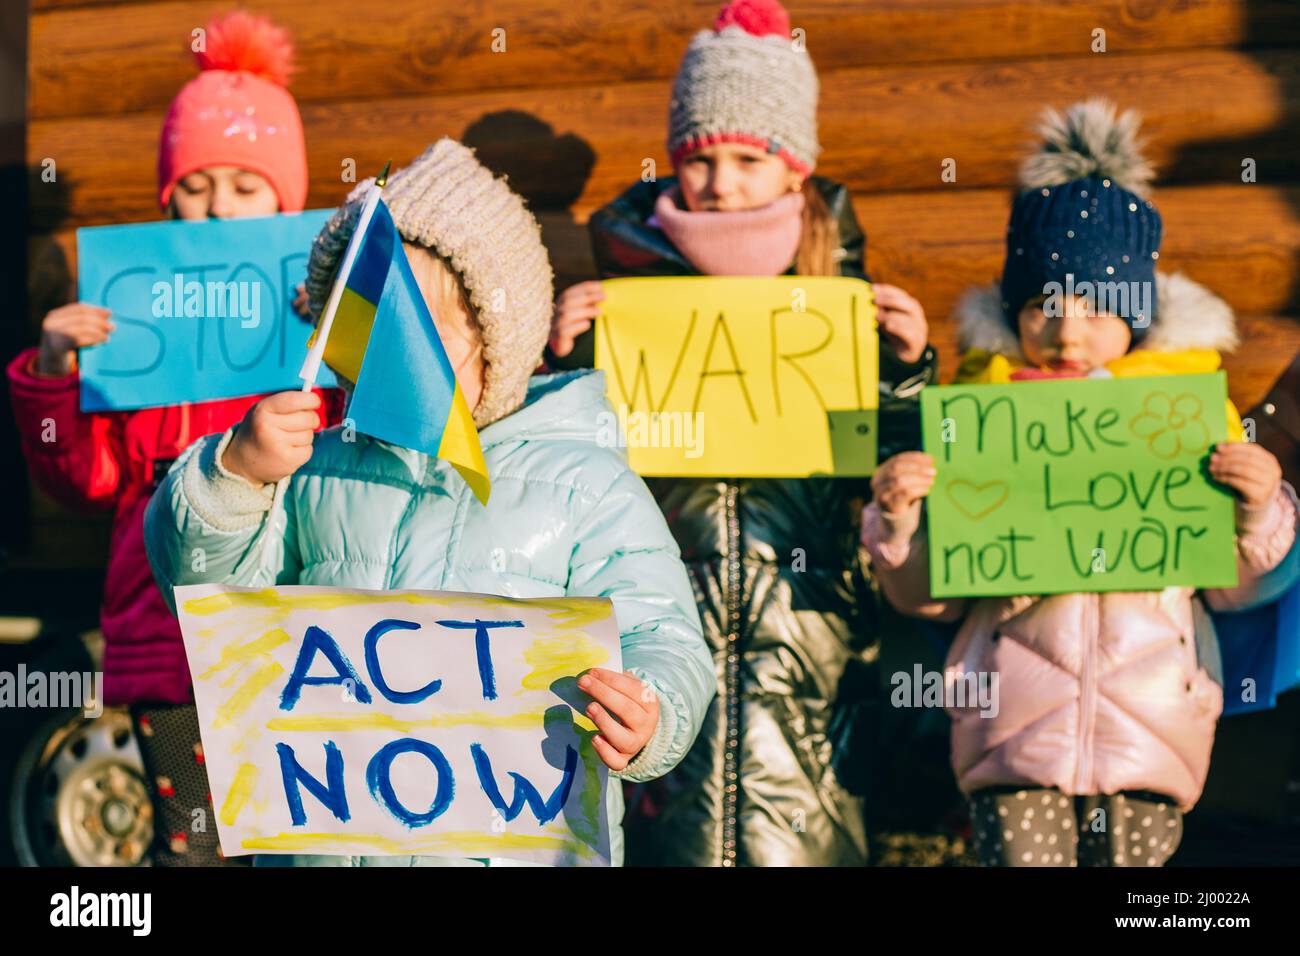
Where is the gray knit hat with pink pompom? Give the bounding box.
[668,0,820,178]
[305,138,554,428]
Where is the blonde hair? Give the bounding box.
[424,250,485,374]
[401,244,483,345]
[795,184,839,277]
[428,251,480,334]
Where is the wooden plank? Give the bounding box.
[1228,316,1300,411]
[28,47,1299,230]
[858,183,1300,323]
[31,0,123,10]
[537,212,598,293]
[36,181,1300,322]
[30,0,1300,120]
[865,183,1300,324]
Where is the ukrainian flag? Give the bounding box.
[303,196,489,503]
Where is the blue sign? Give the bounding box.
[77,211,336,411]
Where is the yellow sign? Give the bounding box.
[594,276,879,476]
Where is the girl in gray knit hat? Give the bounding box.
[144,139,716,868]
[547,0,938,867]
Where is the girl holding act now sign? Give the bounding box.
[144,139,715,867]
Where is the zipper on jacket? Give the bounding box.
[721,481,741,867]
[1076,594,1099,794]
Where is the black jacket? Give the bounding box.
[556,176,936,866]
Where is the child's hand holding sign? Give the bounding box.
[550,280,606,358]
[870,451,937,525]
[873,283,929,365]
[37,303,115,377]
[1209,441,1284,509]
[222,390,322,485]
[579,668,660,771]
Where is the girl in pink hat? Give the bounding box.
[8,10,343,866]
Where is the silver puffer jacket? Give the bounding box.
[550,176,936,865]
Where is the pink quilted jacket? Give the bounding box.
[862,485,1299,810]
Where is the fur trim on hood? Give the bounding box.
[954,271,1239,360]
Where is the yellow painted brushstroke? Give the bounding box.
[520,635,609,692]
[544,602,614,629]
[198,628,292,681]
[242,831,597,859]
[220,763,258,827]
[266,710,549,733]
[214,662,285,728]
[191,610,298,652]
[228,722,264,756]
[181,588,612,622]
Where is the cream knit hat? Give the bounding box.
[306,138,554,427]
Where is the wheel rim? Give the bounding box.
[13,709,153,867]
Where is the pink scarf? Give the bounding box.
[652,187,805,276]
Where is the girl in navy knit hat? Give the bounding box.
[863,100,1298,866]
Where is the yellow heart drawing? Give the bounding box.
[945,479,1010,521]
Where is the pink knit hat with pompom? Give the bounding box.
[157,11,308,211]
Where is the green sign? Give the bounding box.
[920,373,1238,597]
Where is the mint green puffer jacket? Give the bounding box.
[143,369,714,866]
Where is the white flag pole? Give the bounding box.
[297,167,389,391]
[266,163,392,535]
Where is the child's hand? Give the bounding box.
[871,452,936,517]
[578,667,659,771]
[873,283,929,364]
[1210,441,1282,509]
[222,391,322,486]
[292,282,311,318]
[37,303,114,376]
[549,281,605,358]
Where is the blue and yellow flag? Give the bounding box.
[304,197,489,503]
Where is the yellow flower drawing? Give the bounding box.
[1129,391,1210,459]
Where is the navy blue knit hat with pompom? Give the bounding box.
[1000,100,1163,342]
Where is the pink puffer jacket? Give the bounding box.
[862,485,1299,811]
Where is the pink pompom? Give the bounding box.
[195,11,295,86]
[713,0,791,37]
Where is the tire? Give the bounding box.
[9,707,154,867]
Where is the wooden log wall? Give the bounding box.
[17,0,1300,569]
